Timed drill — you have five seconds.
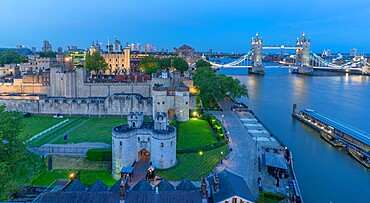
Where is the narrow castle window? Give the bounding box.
[138,137,140,142]
[162,101,165,104]
[185,102,188,105]
[120,141,122,146]
[171,141,173,146]
[161,143,164,148]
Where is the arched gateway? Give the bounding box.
[111,112,177,179]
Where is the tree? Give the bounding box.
[84,51,108,74]
[158,58,171,69]
[0,105,45,201]
[0,50,22,66]
[193,66,221,107]
[138,56,160,73]
[195,60,211,69]
[146,66,162,75]
[192,61,248,108]
[171,57,189,72]
[39,51,57,58]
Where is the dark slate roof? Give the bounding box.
[89,178,109,192]
[125,190,202,203]
[131,179,153,192]
[109,178,122,192]
[34,191,120,203]
[155,178,174,191]
[62,179,86,192]
[264,152,288,170]
[208,170,255,203]
[176,179,197,191]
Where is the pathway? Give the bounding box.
[208,100,259,199]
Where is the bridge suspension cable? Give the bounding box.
[202,50,253,68]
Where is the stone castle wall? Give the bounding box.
[111,126,177,179]
[1,68,152,98]
[0,94,152,116]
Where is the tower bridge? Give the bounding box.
[203,33,370,75]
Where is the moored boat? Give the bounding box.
[348,148,370,168]
[320,131,344,147]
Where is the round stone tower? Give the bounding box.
[150,112,177,169]
[111,112,177,179]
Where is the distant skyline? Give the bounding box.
[0,0,369,53]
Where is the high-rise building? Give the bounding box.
[350,48,357,57]
[136,43,141,52]
[145,43,151,53]
[42,40,52,52]
[130,43,135,51]
[57,47,63,54]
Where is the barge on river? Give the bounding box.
[292,104,370,168]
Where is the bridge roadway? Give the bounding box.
[209,100,259,199]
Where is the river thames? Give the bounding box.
[218,67,370,203]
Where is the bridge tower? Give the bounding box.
[249,33,265,74]
[296,33,313,74]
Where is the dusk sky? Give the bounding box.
[0,0,369,53]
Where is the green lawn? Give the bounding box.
[28,117,88,146]
[20,116,69,140]
[52,117,126,144]
[257,191,288,203]
[156,145,228,180]
[23,116,129,146]
[30,169,117,187]
[177,118,217,148]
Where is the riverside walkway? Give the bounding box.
[208,100,259,199]
[210,100,303,202]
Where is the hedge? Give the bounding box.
[86,148,112,161]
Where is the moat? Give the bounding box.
[218,67,370,203]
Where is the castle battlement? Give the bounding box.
[112,112,177,179]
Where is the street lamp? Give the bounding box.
[193,111,197,118]
[199,151,203,156]
[220,151,224,164]
[69,172,75,180]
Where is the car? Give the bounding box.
[53,114,63,118]
[23,112,31,117]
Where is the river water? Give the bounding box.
[217,67,370,203]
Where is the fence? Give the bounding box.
[34,144,110,157]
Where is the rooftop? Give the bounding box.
[208,170,255,203]
[302,109,370,147]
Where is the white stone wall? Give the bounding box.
[152,90,168,115]
[0,95,153,116]
[112,130,137,179]
[174,91,189,121]
[150,132,177,169]
[111,127,177,179]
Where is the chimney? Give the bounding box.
[201,173,208,203]
[213,172,219,191]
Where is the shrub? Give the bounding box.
[86,148,112,161]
